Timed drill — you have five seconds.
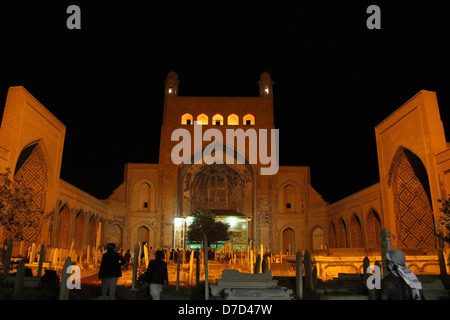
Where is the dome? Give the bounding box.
[260,71,272,81]
[166,70,178,80]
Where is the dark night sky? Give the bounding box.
[1,1,450,203]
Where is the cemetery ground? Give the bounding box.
[1,254,449,300]
[0,258,314,300]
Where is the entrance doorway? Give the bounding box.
[282,228,295,255]
[137,226,150,246]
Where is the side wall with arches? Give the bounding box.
[0,87,66,249]
[375,90,447,250]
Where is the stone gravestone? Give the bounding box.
[30,243,37,263]
[37,244,45,280]
[380,228,392,278]
[437,249,449,286]
[52,248,59,268]
[176,254,181,291]
[211,269,293,300]
[14,260,25,297]
[59,257,71,300]
[304,250,313,292]
[3,238,13,278]
[295,251,303,299]
[363,256,370,293]
[254,254,261,274]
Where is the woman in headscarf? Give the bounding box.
[380,249,425,300]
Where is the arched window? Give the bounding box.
[212,114,224,125]
[328,222,337,248]
[283,185,295,212]
[74,211,86,251]
[181,113,193,125]
[197,113,209,125]
[338,218,348,248]
[350,214,363,248]
[243,114,255,125]
[282,228,295,254]
[227,114,239,125]
[139,183,151,211]
[311,227,325,250]
[366,209,382,249]
[57,205,71,249]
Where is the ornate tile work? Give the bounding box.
[391,148,436,250]
[350,214,363,248]
[366,209,381,249]
[337,219,348,248]
[5,144,48,248]
[328,222,337,248]
[74,212,85,250]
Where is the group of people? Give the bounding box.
[98,243,426,300]
[98,243,168,300]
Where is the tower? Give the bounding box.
[258,71,274,97]
[165,70,179,96]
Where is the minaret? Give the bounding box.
[165,70,179,96]
[258,71,274,97]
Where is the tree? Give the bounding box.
[436,198,450,245]
[0,168,45,240]
[186,209,232,247]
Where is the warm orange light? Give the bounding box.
[181,113,193,125]
[197,113,208,125]
[243,114,255,125]
[212,114,223,125]
[227,114,239,125]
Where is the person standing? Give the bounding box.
[380,248,425,300]
[123,249,131,270]
[145,250,168,300]
[98,243,126,299]
[148,246,155,261]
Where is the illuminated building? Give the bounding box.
[0,73,448,277]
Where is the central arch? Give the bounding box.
[6,142,49,253]
[389,147,436,250]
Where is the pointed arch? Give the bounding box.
[278,223,299,254]
[278,180,301,214]
[227,113,239,125]
[311,226,325,250]
[283,184,295,212]
[389,146,436,250]
[212,114,224,125]
[328,221,337,248]
[107,223,123,249]
[74,210,86,251]
[197,113,209,125]
[132,179,157,212]
[57,204,72,249]
[366,208,382,249]
[337,217,348,248]
[87,214,99,250]
[243,114,255,125]
[4,141,49,248]
[181,113,193,125]
[350,214,363,248]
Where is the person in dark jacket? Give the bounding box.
[122,249,131,270]
[380,248,425,300]
[146,250,168,300]
[98,243,126,298]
